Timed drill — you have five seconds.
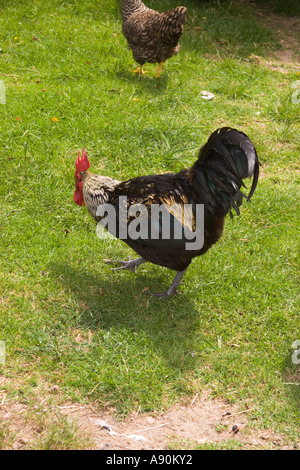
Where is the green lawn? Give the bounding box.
[0,0,299,449]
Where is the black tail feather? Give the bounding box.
[190,127,260,216]
[248,161,260,200]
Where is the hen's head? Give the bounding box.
[73,148,90,206]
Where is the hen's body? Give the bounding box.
[121,0,187,76]
[74,127,260,296]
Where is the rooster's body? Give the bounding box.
[121,0,187,77]
[74,127,260,297]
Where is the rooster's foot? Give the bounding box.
[104,257,146,273]
[133,66,146,75]
[146,268,187,299]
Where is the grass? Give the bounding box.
[0,0,299,449]
[254,0,300,16]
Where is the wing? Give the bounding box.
[123,12,163,48]
[94,171,224,271]
[123,9,185,49]
[101,173,203,266]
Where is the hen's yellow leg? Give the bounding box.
[133,66,146,75]
[155,61,164,78]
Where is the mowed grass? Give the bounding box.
[0,0,299,448]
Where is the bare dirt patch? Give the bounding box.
[1,394,297,450]
[68,398,298,450]
[255,9,300,71]
[62,397,248,450]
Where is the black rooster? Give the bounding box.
[73,127,260,297]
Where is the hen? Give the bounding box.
[121,0,187,77]
[73,127,260,297]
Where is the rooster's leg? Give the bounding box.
[152,268,187,298]
[133,66,146,75]
[155,61,164,78]
[104,257,147,273]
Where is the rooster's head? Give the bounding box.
[73,148,90,206]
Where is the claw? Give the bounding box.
[104,257,146,273]
[133,66,146,75]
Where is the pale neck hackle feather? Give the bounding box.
[121,0,151,20]
[81,172,121,221]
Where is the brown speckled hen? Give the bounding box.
[73,127,260,298]
[121,0,187,77]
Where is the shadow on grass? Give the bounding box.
[50,260,202,372]
[115,69,170,96]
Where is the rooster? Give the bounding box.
[73,127,260,297]
[121,0,187,77]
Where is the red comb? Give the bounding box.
[75,148,90,173]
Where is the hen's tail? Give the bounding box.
[163,6,188,27]
[189,127,260,217]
